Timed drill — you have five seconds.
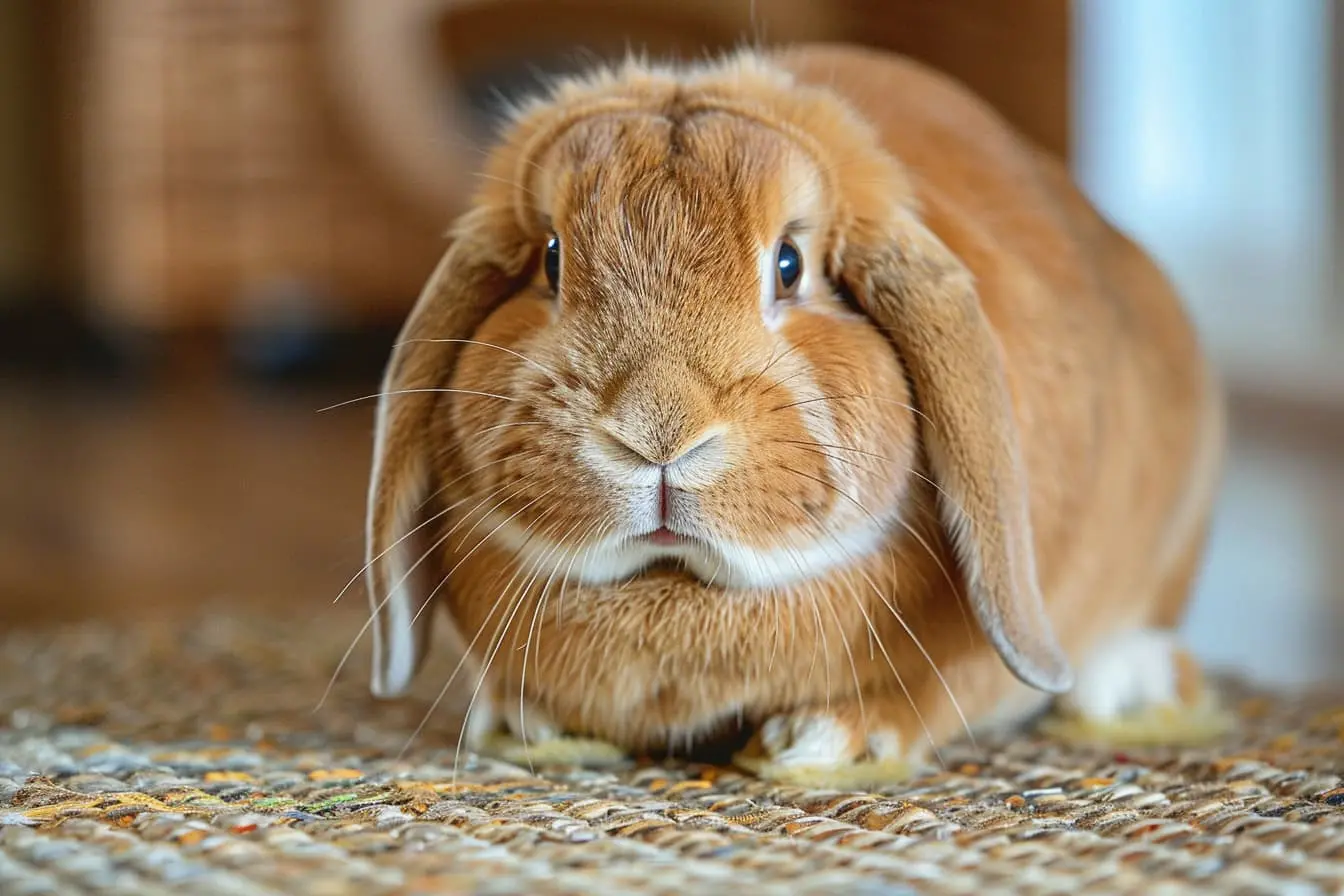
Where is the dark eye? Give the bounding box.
[544,233,561,293]
[774,237,802,300]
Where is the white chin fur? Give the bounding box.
[479,511,894,590]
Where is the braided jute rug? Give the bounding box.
[1,609,1341,895]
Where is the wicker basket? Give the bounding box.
[82,0,451,330]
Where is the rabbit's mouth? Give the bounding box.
[478,503,898,593]
[644,526,683,547]
[633,524,710,554]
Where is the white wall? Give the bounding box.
[1073,0,1333,367]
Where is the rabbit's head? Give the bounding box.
[364,51,1071,703]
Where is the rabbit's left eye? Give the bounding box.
[544,234,561,293]
[774,237,802,300]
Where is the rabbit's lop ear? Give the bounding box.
[365,206,532,698]
[839,206,1073,694]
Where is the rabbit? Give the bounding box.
[360,42,1226,775]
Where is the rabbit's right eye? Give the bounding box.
[774,237,803,301]
[544,234,561,293]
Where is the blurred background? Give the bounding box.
[0,0,1339,687]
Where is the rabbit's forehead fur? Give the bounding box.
[538,112,825,370]
[542,109,822,244]
[436,57,921,592]
[487,51,908,256]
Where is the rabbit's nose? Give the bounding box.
[601,359,722,446]
[596,423,724,470]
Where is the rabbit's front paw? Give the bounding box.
[736,701,919,786]
[757,712,866,767]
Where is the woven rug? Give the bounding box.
[1,609,1342,895]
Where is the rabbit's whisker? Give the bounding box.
[429,484,561,623]
[796,438,973,523]
[318,387,518,413]
[335,453,523,610]
[393,499,556,763]
[510,515,584,770]
[758,367,811,395]
[525,514,606,704]
[776,442,882,477]
[890,508,979,653]
[448,507,565,779]
[788,489,975,758]
[417,453,520,512]
[555,519,612,631]
[398,478,540,641]
[790,499,950,766]
[742,333,822,394]
[396,337,562,387]
[774,439,977,647]
[474,420,544,437]
[449,478,547,554]
[770,392,926,421]
[805,571,833,713]
[774,438,889,464]
[399,498,561,765]
[472,171,540,203]
[316,476,529,713]
[800,557,868,746]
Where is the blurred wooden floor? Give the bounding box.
[0,363,378,629]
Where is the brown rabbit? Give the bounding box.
[361,43,1225,772]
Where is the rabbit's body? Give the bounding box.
[364,44,1224,770]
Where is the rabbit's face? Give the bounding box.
[447,109,916,590]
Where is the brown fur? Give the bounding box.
[363,44,1224,764]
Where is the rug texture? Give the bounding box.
[1,609,1342,895]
